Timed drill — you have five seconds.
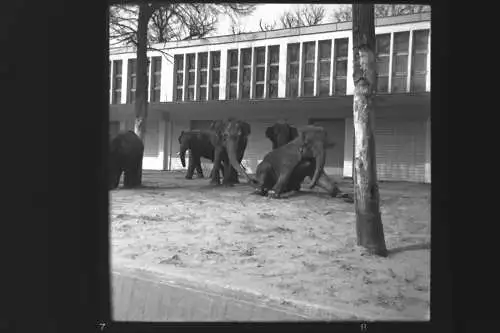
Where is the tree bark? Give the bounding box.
[134,2,153,142]
[352,4,388,257]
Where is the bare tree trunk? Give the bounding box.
[134,2,153,141]
[133,2,153,186]
[352,4,388,257]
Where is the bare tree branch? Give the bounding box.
[278,4,326,29]
[331,4,431,23]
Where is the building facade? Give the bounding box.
[109,13,431,183]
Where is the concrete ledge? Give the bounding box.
[112,267,311,321]
[111,261,420,321]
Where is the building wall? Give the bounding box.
[109,15,431,104]
[160,96,429,181]
[108,13,431,182]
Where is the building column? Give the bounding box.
[163,55,173,102]
[406,29,414,93]
[297,42,303,97]
[346,36,354,95]
[121,59,128,104]
[207,51,212,100]
[147,56,152,102]
[343,117,354,178]
[182,53,187,101]
[263,45,269,99]
[194,52,199,100]
[388,31,394,93]
[426,30,431,92]
[236,48,242,99]
[425,116,431,183]
[219,47,228,100]
[109,60,114,104]
[249,47,255,99]
[329,39,335,96]
[277,41,287,98]
[313,40,319,96]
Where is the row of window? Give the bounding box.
[375,29,429,93]
[110,29,429,104]
[110,56,162,104]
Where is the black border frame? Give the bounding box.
[1,0,454,332]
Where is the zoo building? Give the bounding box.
[109,12,431,183]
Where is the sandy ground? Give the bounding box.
[110,171,430,320]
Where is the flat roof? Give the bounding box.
[110,12,430,55]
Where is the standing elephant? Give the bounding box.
[109,130,144,190]
[254,125,339,198]
[265,122,299,150]
[178,130,219,179]
[208,119,255,186]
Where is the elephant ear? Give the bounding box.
[240,121,251,137]
[290,126,299,141]
[265,126,274,140]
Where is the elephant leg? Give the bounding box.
[185,155,196,179]
[194,157,204,178]
[285,160,316,193]
[210,149,223,185]
[109,166,122,190]
[315,172,340,197]
[222,159,234,187]
[253,163,272,196]
[124,156,142,188]
[226,166,240,184]
[268,168,295,198]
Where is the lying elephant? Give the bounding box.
[254,125,340,198]
[109,130,144,190]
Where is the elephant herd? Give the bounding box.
[109,118,346,200]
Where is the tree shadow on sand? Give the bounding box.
[387,242,431,256]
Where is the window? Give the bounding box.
[186,54,196,101]
[197,53,208,101]
[302,42,315,97]
[375,34,390,93]
[318,40,331,97]
[174,55,184,101]
[241,48,252,99]
[411,29,429,93]
[333,38,348,96]
[127,59,137,103]
[253,47,265,99]
[228,49,238,100]
[150,56,161,102]
[318,40,332,96]
[210,51,220,100]
[112,60,122,104]
[287,43,300,98]
[268,45,280,98]
[392,31,409,93]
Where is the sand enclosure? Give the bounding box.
[110,171,430,320]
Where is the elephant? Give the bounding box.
[109,130,144,190]
[178,130,221,179]
[253,125,339,198]
[265,122,299,150]
[208,118,256,186]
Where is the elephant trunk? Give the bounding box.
[179,146,188,168]
[307,145,326,189]
[226,139,255,184]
